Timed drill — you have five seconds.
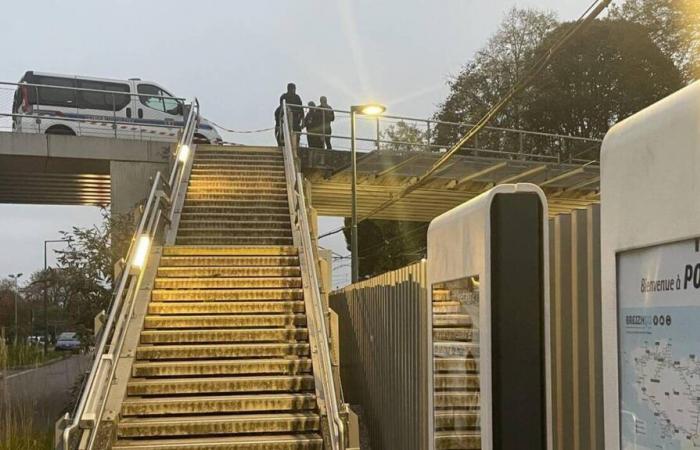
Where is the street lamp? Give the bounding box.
[44,238,71,353]
[8,273,23,345]
[349,103,386,283]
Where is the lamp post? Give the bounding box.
[44,238,71,353]
[349,103,386,283]
[8,273,23,345]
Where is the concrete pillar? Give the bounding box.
[110,161,168,216]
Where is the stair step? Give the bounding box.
[159,256,299,267]
[176,221,291,230]
[433,328,474,342]
[434,357,479,373]
[112,434,323,450]
[435,412,481,430]
[157,266,300,278]
[193,157,284,163]
[433,314,473,327]
[175,237,294,246]
[128,375,316,396]
[140,328,309,344]
[432,290,452,301]
[187,180,287,187]
[132,358,313,377]
[154,276,301,290]
[179,213,291,222]
[180,207,291,215]
[117,412,320,438]
[434,392,480,409]
[433,342,480,359]
[188,175,287,183]
[136,343,310,360]
[152,287,302,301]
[433,301,463,314]
[144,314,306,329]
[176,228,293,238]
[435,431,481,450]
[148,301,305,315]
[162,247,297,256]
[434,374,480,391]
[121,392,316,415]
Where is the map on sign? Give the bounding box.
[618,238,700,450]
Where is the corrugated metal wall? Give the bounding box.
[549,204,603,450]
[330,204,603,450]
[329,261,429,450]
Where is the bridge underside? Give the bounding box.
[0,132,172,212]
[301,148,600,221]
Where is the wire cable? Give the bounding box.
[209,120,275,134]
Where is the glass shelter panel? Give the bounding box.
[432,276,482,450]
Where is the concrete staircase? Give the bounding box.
[432,288,481,450]
[112,146,324,450]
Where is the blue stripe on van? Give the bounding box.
[38,111,213,131]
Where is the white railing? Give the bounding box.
[59,99,200,450]
[281,101,346,450]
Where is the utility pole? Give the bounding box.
[8,273,23,345]
[44,239,71,353]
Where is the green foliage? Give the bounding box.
[609,0,700,81]
[433,7,558,145]
[524,19,683,139]
[52,209,133,339]
[433,7,685,145]
[380,120,431,152]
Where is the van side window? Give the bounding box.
[33,76,76,108]
[138,84,181,115]
[77,80,130,111]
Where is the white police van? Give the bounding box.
[11,71,222,143]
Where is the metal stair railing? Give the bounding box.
[59,99,200,450]
[281,101,346,450]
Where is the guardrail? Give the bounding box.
[285,104,602,165]
[0,80,189,141]
[59,99,199,450]
[281,101,347,450]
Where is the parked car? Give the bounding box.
[55,332,81,351]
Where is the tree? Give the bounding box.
[433,7,558,146]
[380,120,431,152]
[343,218,427,279]
[51,209,133,339]
[523,19,683,140]
[609,0,700,81]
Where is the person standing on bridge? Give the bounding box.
[303,101,323,149]
[280,83,303,146]
[318,96,334,150]
[274,99,285,146]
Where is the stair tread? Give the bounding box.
[112,433,323,449]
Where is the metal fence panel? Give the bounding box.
[329,261,428,450]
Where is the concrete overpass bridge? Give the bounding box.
[0,132,172,214]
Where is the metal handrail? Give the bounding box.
[281,101,346,450]
[59,98,200,450]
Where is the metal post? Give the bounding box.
[9,273,22,345]
[376,117,380,151]
[426,120,432,150]
[44,242,48,353]
[112,93,117,138]
[351,111,359,283]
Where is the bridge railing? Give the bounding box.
[282,101,348,450]
[0,80,189,141]
[285,104,602,165]
[59,99,200,450]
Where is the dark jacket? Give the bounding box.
[318,104,334,132]
[280,93,303,128]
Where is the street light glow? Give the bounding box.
[132,235,151,270]
[177,144,190,163]
[352,103,386,116]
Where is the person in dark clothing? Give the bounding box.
[274,100,284,146]
[303,101,323,149]
[318,96,335,150]
[280,83,303,146]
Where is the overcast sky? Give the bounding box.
[0,0,590,287]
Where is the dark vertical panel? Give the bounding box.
[587,205,603,450]
[490,192,546,450]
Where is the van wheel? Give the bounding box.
[193,134,210,144]
[45,125,76,136]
